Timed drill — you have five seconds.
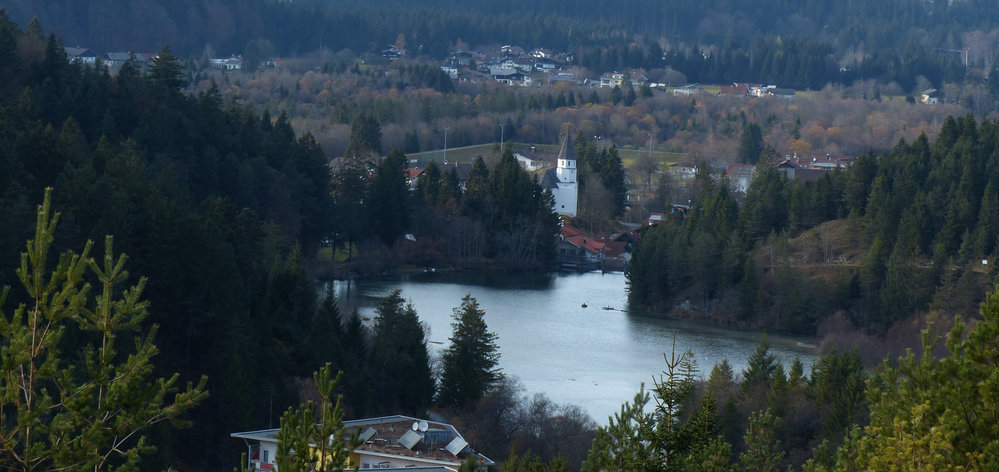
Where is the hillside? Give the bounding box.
[628,114,999,340]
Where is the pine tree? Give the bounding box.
[438,294,502,409]
[148,45,186,91]
[0,190,207,471]
[275,363,361,472]
[367,148,410,245]
[738,122,764,164]
[825,285,999,471]
[371,290,434,415]
[739,409,784,472]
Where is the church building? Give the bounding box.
[540,134,578,217]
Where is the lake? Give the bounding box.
[329,271,817,423]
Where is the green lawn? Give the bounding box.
[406,142,683,169]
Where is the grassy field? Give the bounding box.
[406,142,684,169]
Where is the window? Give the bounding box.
[262,450,269,463]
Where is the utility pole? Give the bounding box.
[443,125,449,164]
[499,122,505,150]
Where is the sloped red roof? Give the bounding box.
[561,224,584,238]
[565,235,604,254]
[405,168,424,180]
[603,240,628,258]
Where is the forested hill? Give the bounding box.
[628,114,999,337]
[0,14,335,469]
[7,0,999,60]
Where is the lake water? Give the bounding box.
[330,271,817,423]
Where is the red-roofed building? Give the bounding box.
[558,225,604,269]
[405,168,424,190]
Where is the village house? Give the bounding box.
[210,56,244,71]
[404,168,423,190]
[668,161,698,180]
[64,47,97,65]
[726,163,755,193]
[232,415,493,472]
[921,88,940,104]
[440,162,473,190]
[775,153,856,171]
[673,84,704,96]
[557,224,604,269]
[599,72,626,88]
[512,147,548,172]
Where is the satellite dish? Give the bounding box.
[412,421,420,431]
[419,420,429,432]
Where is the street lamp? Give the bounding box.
[499,122,505,150]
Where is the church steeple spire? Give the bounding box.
[556,132,576,184]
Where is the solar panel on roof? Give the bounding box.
[398,429,423,450]
[445,436,468,456]
[359,427,377,442]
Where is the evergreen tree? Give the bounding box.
[331,158,368,258]
[821,285,999,471]
[438,294,502,409]
[738,122,764,164]
[0,190,207,471]
[148,45,186,91]
[275,363,360,472]
[739,409,784,472]
[741,338,778,393]
[367,148,410,245]
[371,290,434,415]
[415,160,442,206]
[345,112,382,159]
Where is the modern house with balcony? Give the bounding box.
[231,415,493,471]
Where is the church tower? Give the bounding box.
[553,133,578,216]
[556,135,577,184]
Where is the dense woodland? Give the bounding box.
[629,114,999,341]
[3,5,999,472]
[9,0,999,98]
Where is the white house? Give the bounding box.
[231,415,493,472]
[513,149,546,172]
[540,135,578,217]
[65,47,97,65]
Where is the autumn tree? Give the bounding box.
[438,294,502,409]
[0,190,207,471]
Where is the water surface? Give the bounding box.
[331,271,816,423]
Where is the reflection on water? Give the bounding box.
[328,271,816,424]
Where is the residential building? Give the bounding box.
[557,224,604,269]
[599,72,626,88]
[921,88,939,104]
[64,47,96,65]
[668,161,698,180]
[512,148,547,172]
[210,56,244,71]
[231,415,493,472]
[673,84,704,96]
[726,163,755,193]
